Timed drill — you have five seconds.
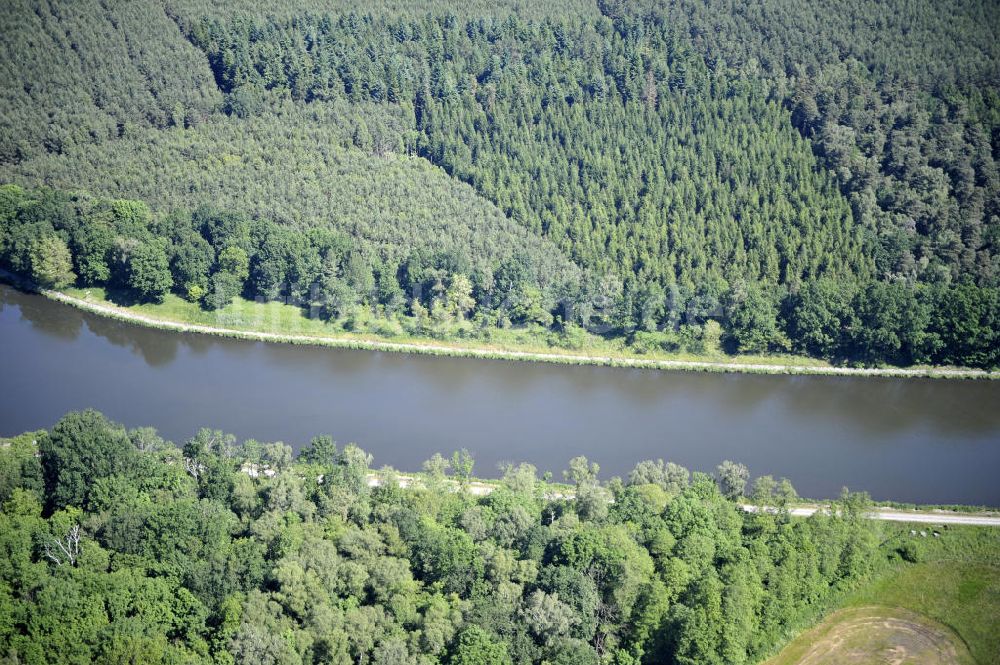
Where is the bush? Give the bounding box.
[898,541,923,563]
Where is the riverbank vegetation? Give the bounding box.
[53,284,834,370]
[2,183,998,372]
[1,411,998,664]
[6,278,994,379]
[1,0,998,371]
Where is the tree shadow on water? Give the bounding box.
[2,284,84,342]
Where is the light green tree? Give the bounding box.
[446,273,476,319]
[450,626,512,665]
[521,590,577,643]
[716,460,749,500]
[30,235,75,289]
[422,453,451,490]
[451,449,475,490]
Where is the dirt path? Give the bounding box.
[743,505,1000,527]
[769,606,973,665]
[364,475,1000,526]
[6,274,994,380]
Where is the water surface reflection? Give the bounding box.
[2,284,998,504]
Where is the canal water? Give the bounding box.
[2,284,998,505]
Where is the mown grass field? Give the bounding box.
[847,561,1000,664]
[770,525,1000,665]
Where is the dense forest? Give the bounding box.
[0,0,998,368]
[3,182,997,366]
[2,3,998,662]
[644,0,1000,285]
[0,410,898,664]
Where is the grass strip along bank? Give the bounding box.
[3,274,995,380]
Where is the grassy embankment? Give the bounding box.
[768,525,1000,664]
[21,280,996,379]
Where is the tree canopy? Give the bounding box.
[0,0,997,368]
[0,410,894,664]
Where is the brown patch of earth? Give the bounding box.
[768,606,973,665]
